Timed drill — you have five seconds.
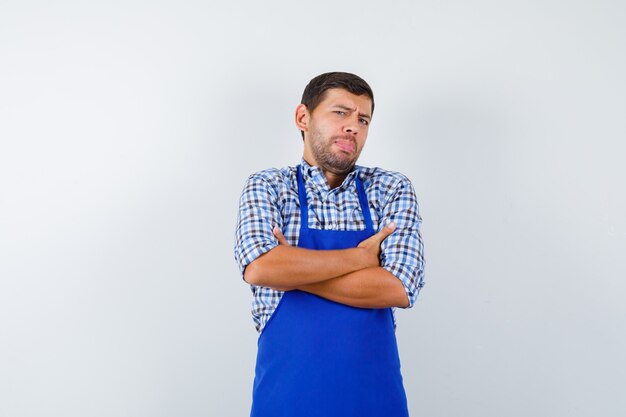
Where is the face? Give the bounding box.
[298,88,372,175]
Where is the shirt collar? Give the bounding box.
[299,158,360,192]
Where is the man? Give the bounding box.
[234,72,425,417]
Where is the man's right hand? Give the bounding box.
[357,222,396,268]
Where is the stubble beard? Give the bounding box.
[310,132,360,175]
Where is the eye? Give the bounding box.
[334,111,346,116]
[359,118,369,126]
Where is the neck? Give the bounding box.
[302,156,348,189]
[324,171,347,189]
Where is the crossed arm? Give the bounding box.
[243,223,409,308]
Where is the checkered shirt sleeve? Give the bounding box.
[234,172,281,276]
[376,173,425,308]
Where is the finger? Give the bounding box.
[375,221,396,240]
[273,226,290,245]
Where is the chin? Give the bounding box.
[330,162,356,174]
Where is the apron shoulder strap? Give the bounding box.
[298,165,373,231]
[355,173,374,231]
[296,165,309,229]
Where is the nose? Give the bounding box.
[343,115,360,136]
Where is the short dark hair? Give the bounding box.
[300,72,374,138]
[302,71,374,114]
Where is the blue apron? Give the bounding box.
[251,165,409,417]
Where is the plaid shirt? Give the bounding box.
[234,159,425,333]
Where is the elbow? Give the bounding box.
[398,294,410,308]
[243,261,262,285]
[391,279,411,308]
[243,246,281,286]
[388,272,411,308]
[399,284,422,309]
[244,258,272,286]
[391,288,410,308]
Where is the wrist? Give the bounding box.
[346,247,371,271]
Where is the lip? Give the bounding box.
[334,138,356,153]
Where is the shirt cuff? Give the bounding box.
[382,264,419,308]
[239,240,279,276]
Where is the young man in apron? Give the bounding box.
[234,72,425,417]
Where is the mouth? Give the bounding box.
[333,137,356,154]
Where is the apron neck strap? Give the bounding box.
[296,165,309,228]
[296,165,373,231]
[355,174,374,230]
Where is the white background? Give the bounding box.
[1,1,625,416]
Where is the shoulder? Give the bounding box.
[357,165,418,210]
[241,166,297,197]
[245,166,296,185]
[357,165,413,189]
[358,166,421,224]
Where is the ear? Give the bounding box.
[295,104,310,134]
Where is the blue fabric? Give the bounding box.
[250,165,409,417]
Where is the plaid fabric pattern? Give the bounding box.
[234,159,425,333]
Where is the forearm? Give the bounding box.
[244,245,371,288]
[298,267,410,309]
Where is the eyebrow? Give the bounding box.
[333,104,371,120]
